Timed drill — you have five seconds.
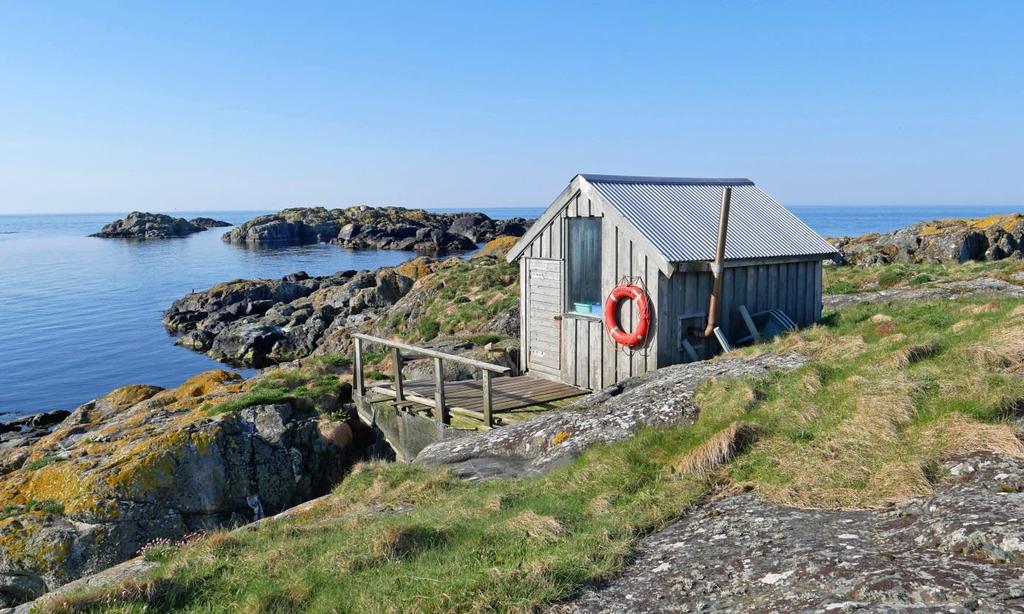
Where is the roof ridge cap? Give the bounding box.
[581,174,754,186]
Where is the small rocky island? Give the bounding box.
[90,212,232,240]
[222,206,531,251]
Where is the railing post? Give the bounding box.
[433,357,448,427]
[391,348,404,402]
[353,336,365,401]
[482,369,493,429]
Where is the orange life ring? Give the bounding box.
[604,283,651,348]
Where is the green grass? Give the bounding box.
[825,259,1024,294]
[53,293,1024,613]
[23,456,64,471]
[205,362,349,417]
[1,499,64,519]
[385,258,519,344]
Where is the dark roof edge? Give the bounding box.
[580,174,754,186]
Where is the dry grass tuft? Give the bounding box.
[41,577,183,614]
[917,413,1024,459]
[951,319,974,333]
[1009,305,1024,319]
[484,494,504,512]
[672,422,758,477]
[890,341,939,368]
[800,370,822,393]
[970,327,1024,372]
[507,511,563,542]
[777,331,866,361]
[589,495,612,515]
[961,302,999,315]
[869,313,893,323]
[753,373,921,509]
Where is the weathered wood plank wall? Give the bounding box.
[518,191,825,389]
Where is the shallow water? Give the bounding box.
[1,203,1018,416]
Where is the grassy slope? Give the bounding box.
[824,258,1024,294]
[53,266,1024,613]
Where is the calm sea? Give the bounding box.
[0,204,1019,417]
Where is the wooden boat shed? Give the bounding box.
[506,174,838,390]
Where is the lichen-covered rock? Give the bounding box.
[0,371,367,607]
[833,213,1024,265]
[415,354,808,479]
[559,453,1024,613]
[222,205,531,251]
[89,212,228,240]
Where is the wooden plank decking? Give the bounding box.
[369,375,586,416]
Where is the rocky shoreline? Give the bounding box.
[0,369,371,607]
[222,206,531,251]
[163,240,522,369]
[90,212,231,240]
[832,213,1024,265]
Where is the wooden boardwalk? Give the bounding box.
[370,375,586,421]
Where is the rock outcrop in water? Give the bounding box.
[90,212,231,240]
[222,206,531,251]
[0,370,367,608]
[833,213,1024,265]
[163,267,417,367]
[164,238,522,368]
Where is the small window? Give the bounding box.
[566,218,601,314]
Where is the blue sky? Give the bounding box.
[1,1,1021,213]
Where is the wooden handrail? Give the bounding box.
[352,333,509,429]
[351,333,511,373]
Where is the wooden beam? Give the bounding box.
[482,370,493,428]
[353,336,365,401]
[433,357,448,426]
[391,347,404,401]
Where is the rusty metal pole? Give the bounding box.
[704,187,732,337]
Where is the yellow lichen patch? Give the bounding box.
[105,384,164,408]
[969,213,1024,232]
[549,430,571,446]
[176,370,244,399]
[394,257,435,281]
[0,514,73,572]
[475,235,520,259]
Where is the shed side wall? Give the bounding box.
[658,258,823,364]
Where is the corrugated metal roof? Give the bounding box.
[582,174,838,262]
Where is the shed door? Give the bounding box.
[526,259,562,375]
